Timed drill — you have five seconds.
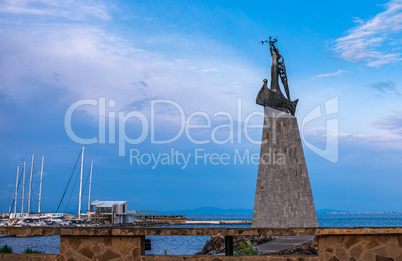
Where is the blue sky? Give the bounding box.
[0,0,401,214]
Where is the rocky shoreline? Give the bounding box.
[196,235,276,255]
[196,235,317,256]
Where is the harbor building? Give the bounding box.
[89,200,129,224]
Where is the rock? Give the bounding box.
[301,248,313,255]
[199,235,274,255]
[291,251,304,255]
[204,242,214,252]
[208,250,217,255]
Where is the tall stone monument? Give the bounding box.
[252,37,318,228]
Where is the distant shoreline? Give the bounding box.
[324,211,402,215]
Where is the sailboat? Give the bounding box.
[1,149,91,226]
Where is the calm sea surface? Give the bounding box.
[1,213,402,255]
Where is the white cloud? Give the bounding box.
[313,70,348,79]
[334,0,402,67]
[302,113,402,150]
[370,81,401,96]
[303,127,402,152]
[0,0,111,20]
[121,16,157,21]
[202,68,219,73]
[0,0,262,124]
[371,112,402,135]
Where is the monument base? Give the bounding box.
[252,107,318,228]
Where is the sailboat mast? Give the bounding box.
[78,146,84,219]
[21,161,26,215]
[14,165,19,215]
[38,156,44,213]
[28,153,34,214]
[88,160,93,211]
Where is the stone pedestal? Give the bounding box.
[252,107,318,228]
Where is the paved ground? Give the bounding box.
[255,236,315,254]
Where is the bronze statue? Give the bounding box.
[256,37,298,116]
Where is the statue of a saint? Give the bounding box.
[256,37,298,116]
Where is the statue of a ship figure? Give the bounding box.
[252,37,318,228]
[256,37,298,116]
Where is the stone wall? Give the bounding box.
[318,234,402,261]
[0,253,319,260]
[142,256,318,261]
[60,235,144,260]
[1,227,402,260]
[0,227,318,236]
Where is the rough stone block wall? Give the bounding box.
[252,107,318,228]
[318,235,402,261]
[142,256,318,261]
[60,235,143,260]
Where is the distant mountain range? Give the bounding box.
[155,207,402,216]
[158,207,253,215]
[158,207,346,215]
[316,208,344,214]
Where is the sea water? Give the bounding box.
[1,213,402,255]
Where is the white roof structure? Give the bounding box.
[91,200,127,207]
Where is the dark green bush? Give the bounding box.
[234,241,259,255]
[0,244,13,253]
[24,248,45,254]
